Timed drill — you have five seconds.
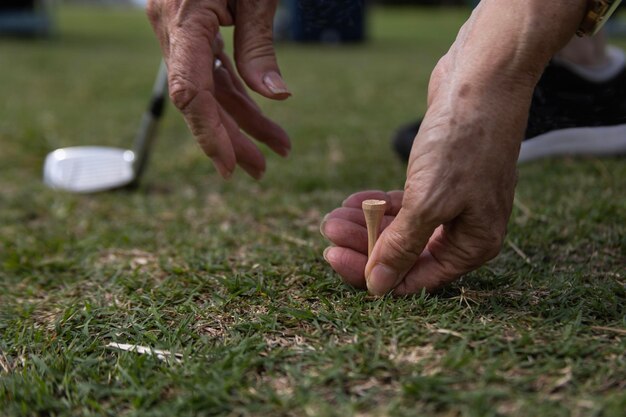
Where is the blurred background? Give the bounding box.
[0,1,475,40]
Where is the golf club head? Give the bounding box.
[42,61,167,194]
[43,146,136,193]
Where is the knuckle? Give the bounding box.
[468,229,505,263]
[413,204,439,225]
[441,225,505,272]
[199,15,220,39]
[235,31,275,62]
[482,230,505,261]
[402,182,436,223]
[175,6,220,36]
[235,40,275,66]
[173,25,219,51]
[404,202,440,229]
[383,228,422,262]
[168,74,199,112]
[147,0,224,35]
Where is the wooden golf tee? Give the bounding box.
[362,199,387,257]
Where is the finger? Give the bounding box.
[215,49,255,108]
[170,73,237,178]
[218,106,266,180]
[146,0,173,59]
[392,217,505,295]
[392,226,452,294]
[233,0,291,99]
[342,190,404,215]
[321,218,368,254]
[213,57,291,156]
[165,10,236,178]
[341,190,387,208]
[365,208,437,296]
[323,207,395,229]
[392,248,452,296]
[323,246,367,290]
[146,2,232,65]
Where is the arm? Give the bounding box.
[322,0,588,294]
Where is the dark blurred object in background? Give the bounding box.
[274,0,475,44]
[373,0,466,5]
[0,0,54,37]
[277,0,367,43]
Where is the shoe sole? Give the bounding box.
[518,124,626,163]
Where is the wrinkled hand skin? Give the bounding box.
[146,0,291,180]
[320,0,588,296]
[320,56,525,295]
[320,38,529,296]
[321,72,526,294]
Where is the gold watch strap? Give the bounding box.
[577,0,623,36]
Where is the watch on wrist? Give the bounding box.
[577,0,623,36]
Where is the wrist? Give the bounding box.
[446,0,588,93]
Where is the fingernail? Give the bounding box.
[319,214,330,239]
[322,247,332,263]
[263,72,291,96]
[366,264,398,295]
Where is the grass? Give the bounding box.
[1,5,625,417]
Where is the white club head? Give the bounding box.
[43,146,136,193]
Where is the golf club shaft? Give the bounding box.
[131,59,168,184]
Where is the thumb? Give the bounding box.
[365,209,436,296]
[233,0,291,99]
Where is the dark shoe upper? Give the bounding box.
[526,59,626,139]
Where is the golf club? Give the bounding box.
[43,60,168,193]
